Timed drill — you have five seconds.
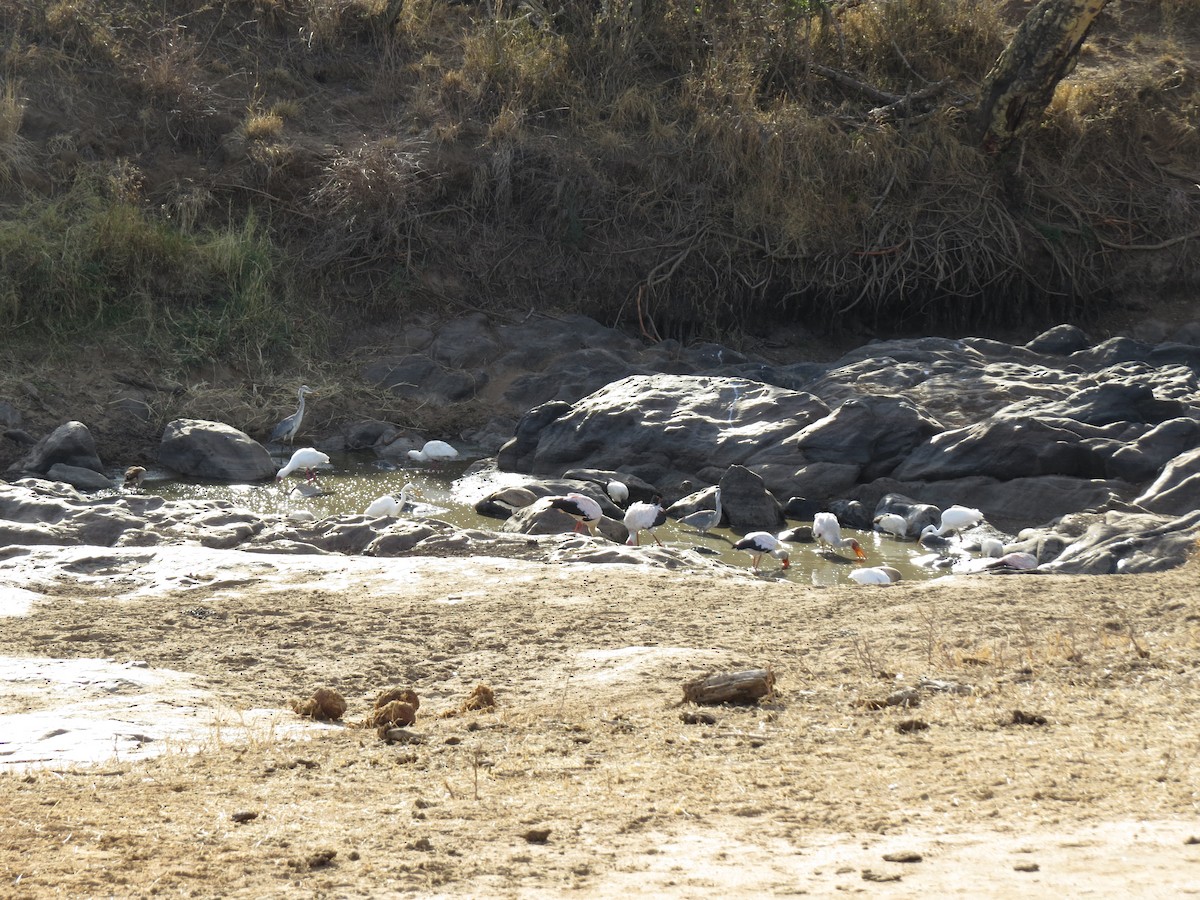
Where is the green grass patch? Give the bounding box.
[0,171,296,363]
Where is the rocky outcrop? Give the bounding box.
[158,419,277,482]
[7,421,104,480]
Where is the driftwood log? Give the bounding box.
[683,668,776,705]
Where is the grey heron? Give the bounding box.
[270,385,316,445]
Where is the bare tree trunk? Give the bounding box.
[976,0,1111,152]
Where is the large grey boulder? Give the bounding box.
[717,465,785,531]
[158,419,276,482]
[892,418,1103,482]
[1041,509,1200,574]
[1109,419,1200,483]
[46,463,113,492]
[500,374,829,492]
[7,421,103,476]
[752,394,942,480]
[1133,447,1200,516]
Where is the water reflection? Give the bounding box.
[134,453,970,585]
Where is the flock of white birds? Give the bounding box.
[268,388,1029,583]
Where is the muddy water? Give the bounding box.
[132,452,1001,585]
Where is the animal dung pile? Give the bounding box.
[291,687,347,721]
[368,686,420,729]
[461,683,495,711]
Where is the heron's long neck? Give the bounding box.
[713,489,722,518]
[296,393,306,417]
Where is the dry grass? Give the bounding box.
[0,0,1196,354]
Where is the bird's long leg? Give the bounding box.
[651,533,663,547]
[572,521,585,534]
[632,532,640,546]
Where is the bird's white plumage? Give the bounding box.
[624,500,666,546]
[813,512,867,559]
[849,565,903,585]
[734,531,790,571]
[979,537,1005,558]
[408,440,459,464]
[276,447,331,480]
[365,482,421,517]
[606,480,629,505]
[678,487,722,534]
[923,505,984,537]
[873,513,908,539]
[548,492,603,535]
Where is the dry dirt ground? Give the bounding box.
[2,542,1200,898]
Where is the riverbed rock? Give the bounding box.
[500,374,829,491]
[158,419,277,482]
[1133,447,1200,516]
[45,464,114,492]
[7,421,104,478]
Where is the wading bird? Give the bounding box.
[547,492,603,536]
[408,440,459,466]
[922,505,984,537]
[678,487,722,535]
[606,480,629,506]
[270,385,316,445]
[365,482,422,517]
[849,565,903,585]
[813,512,867,559]
[624,498,666,546]
[122,466,147,491]
[872,513,908,539]
[734,531,790,571]
[276,447,330,484]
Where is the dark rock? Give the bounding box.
[717,465,784,531]
[1109,418,1200,483]
[1134,447,1200,516]
[45,464,113,492]
[1025,324,1090,355]
[8,421,104,476]
[892,418,1103,482]
[158,419,276,482]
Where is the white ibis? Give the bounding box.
[872,513,908,539]
[812,512,867,559]
[678,487,722,535]
[849,565,903,585]
[734,531,790,571]
[606,480,629,506]
[270,385,316,445]
[408,440,459,465]
[276,447,331,483]
[123,465,147,491]
[365,482,422,517]
[547,492,603,536]
[922,505,984,537]
[624,499,666,546]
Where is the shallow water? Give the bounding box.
[126,452,1001,586]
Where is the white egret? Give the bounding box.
[365,482,422,517]
[922,505,984,537]
[408,440,459,465]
